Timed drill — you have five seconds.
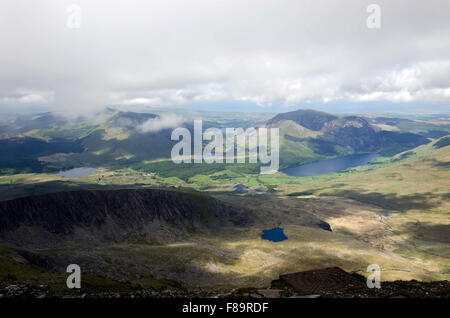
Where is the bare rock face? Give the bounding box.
[317,220,332,232]
[321,116,381,152]
[0,188,254,248]
[277,267,364,294]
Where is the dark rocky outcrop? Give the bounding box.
[275,267,365,294]
[321,116,381,152]
[317,220,332,232]
[2,275,449,298]
[0,188,254,247]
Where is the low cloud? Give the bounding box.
[0,90,52,105]
[137,113,185,133]
[1,0,450,113]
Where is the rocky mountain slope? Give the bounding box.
[0,188,254,248]
[1,266,448,298]
[0,187,341,286]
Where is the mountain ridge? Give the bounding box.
[266,108,430,166]
[0,188,254,248]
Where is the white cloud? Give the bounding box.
[345,60,450,103]
[0,0,449,114]
[137,113,186,133]
[0,90,53,105]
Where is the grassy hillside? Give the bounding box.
[277,136,450,279]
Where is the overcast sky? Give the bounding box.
[0,0,449,116]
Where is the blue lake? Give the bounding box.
[261,228,288,242]
[377,210,401,216]
[282,153,380,177]
[57,167,96,178]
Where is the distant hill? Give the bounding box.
[434,135,450,148]
[267,109,338,131]
[0,109,444,174]
[267,109,430,167]
[108,111,157,129]
[0,111,178,173]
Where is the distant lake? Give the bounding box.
[261,228,288,242]
[57,167,96,178]
[282,153,380,177]
[377,210,401,216]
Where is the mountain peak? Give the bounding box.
[267,109,338,131]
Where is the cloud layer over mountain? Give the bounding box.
[0,0,449,116]
[137,113,186,133]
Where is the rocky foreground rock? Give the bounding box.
[1,267,448,298]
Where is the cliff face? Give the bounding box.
[322,116,381,152]
[0,188,253,247]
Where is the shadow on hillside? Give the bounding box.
[284,184,349,197]
[427,158,450,169]
[401,222,450,244]
[322,189,442,211]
